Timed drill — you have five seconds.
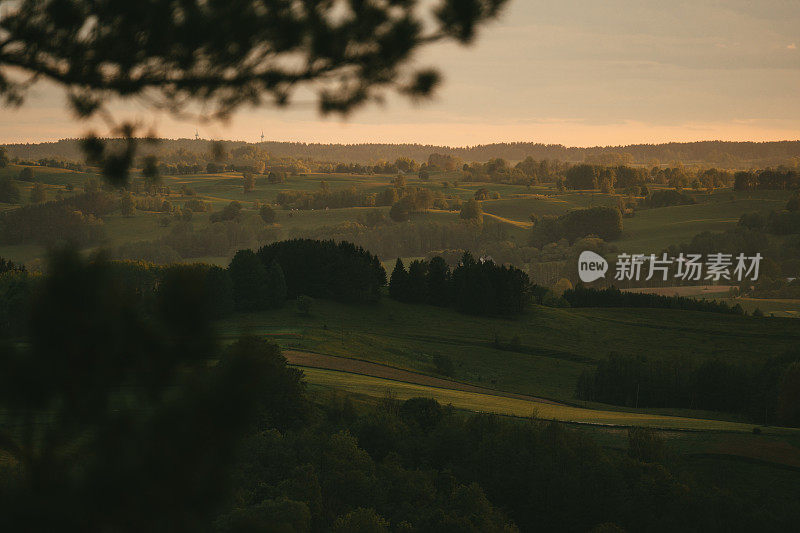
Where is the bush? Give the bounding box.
[18,166,35,182]
[259,204,276,224]
[641,189,695,208]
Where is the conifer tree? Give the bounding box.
[389,258,409,302]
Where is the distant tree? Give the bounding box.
[459,198,483,222]
[389,259,409,302]
[565,165,597,189]
[418,169,430,181]
[377,187,399,207]
[206,162,224,174]
[210,201,243,223]
[243,172,256,194]
[473,188,490,200]
[228,249,270,311]
[0,147,8,168]
[362,209,387,228]
[18,166,35,182]
[395,157,418,173]
[389,200,410,222]
[0,177,20,203]
[30,182,46,203]
[259,205,277,224]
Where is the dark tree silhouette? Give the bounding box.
[0,250,297,530]
[0,0,508,184]
[229,248,270,311]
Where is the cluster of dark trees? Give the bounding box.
[563,286,743,315]
[738,208,800,237]
[257,239,386,303]
[390,252,530,316]
[564,164,649,191]
[529,206,623,247]
[640,189,696,208]
[218,393,796,532]
[276,184,377,210]
[210,201,243,223]
[734,169,800,191]
[0,176,20,203]
[0,192,116,246]
[577,351,800,426]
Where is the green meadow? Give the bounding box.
[217,296,800,410]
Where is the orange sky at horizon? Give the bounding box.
[2,0,799,148]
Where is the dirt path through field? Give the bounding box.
[283,350,561,405]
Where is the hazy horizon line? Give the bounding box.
[4,136,800,150]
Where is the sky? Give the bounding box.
[1,0,799,146]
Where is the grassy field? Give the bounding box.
[217,297,800,408]
[2,162,797,266]
[302,367,791,432]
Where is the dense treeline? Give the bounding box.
[257,239,386,303]
[0,192,116,245]
[460,157,566,184]
[390,252,530,316]
[734,168,800,191]
[8,138,800,168]
[530,206,623,247]
[738,208,800,237]
[564,164,648,191]
[563,286,742,315]
[577,351,800,427]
